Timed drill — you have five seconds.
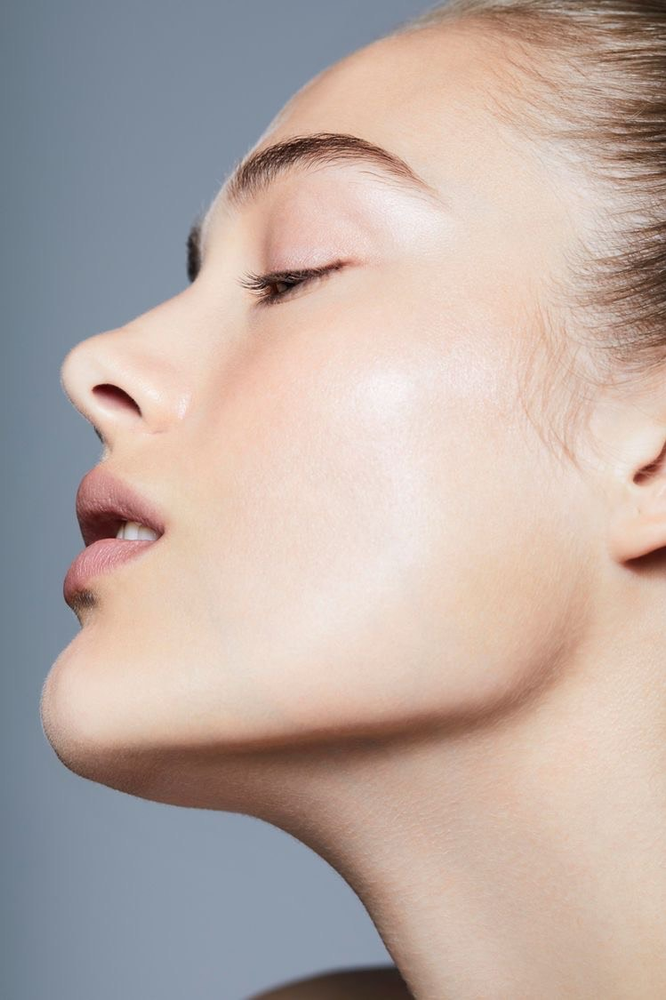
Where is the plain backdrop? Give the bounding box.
[1,1,435,998]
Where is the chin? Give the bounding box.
[39,643,147,796]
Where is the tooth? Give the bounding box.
[115,520,159,541]
[137,524,159,541]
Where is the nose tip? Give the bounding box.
[59,302,196,444]
[59,336,128,441]
[59,341,109,446]
[59,344,78,406]
[60,338,100,410]
[59,340,103,420]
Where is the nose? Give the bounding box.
[59,327,190,448]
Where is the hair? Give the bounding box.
[385,1,666,468]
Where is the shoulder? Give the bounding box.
[247,964,413,999]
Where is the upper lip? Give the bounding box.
[75,466,167,546]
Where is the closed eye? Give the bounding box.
[238,260,347,307]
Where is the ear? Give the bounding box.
[608,432,666,564]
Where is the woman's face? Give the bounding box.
[42,27,598,793]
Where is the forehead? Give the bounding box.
[283,30,498,127]
[247,28,521,206]
[203,26,563,238]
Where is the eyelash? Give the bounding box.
[238,260,346,307]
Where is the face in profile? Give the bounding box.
[42,25,599,809]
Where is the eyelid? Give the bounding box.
[238,259,347,307]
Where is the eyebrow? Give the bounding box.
[185,131,443,283]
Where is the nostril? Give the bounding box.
[92,384,141,416]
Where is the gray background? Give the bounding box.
[1,1,432,998]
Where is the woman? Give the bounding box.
[41,0,666,996]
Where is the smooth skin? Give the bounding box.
[43,20,666,1000]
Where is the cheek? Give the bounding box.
[174,295,585,741]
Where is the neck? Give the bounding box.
[259,613,666,999]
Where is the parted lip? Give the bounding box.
[75,466,167,547]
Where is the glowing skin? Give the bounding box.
[42,25,666,1000]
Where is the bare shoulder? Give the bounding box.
[246,964,413,999]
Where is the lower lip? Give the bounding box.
[63,537,161,604]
